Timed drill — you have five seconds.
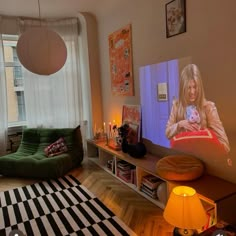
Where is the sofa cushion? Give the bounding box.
[17,128,40,155]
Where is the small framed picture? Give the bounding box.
[165,0,186,38]
[122,104,141,142]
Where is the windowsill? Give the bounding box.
[8,121,26,128]
[8,122,26,135]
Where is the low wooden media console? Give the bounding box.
[87,139,236,230]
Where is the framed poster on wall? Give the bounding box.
[108,24,134,96]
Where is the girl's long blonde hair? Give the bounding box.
[176,64,206,121]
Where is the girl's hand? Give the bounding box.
[178,120,200,131]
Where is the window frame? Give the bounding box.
[2,34,26,128]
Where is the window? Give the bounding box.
[3,34,26,127]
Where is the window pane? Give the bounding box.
[3,35,26,126]
[16,91,26,121]
[3,41,16,63]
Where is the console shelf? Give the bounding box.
[87,139,167,209]
[87,139,236,231]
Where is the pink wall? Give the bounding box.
[96,0,236,184]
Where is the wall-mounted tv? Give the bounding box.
[139,57,235,184]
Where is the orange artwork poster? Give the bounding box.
[122,104,141,142]
[108,24,134,96]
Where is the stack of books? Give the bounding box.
[117,160,136,183]
[140,175,163,199]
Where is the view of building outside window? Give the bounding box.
[3,34,26,127]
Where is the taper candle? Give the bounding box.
[94,123,97,136]
[109,122,112,137]
[103,122,106,133]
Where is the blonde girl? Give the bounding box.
[165,64,230,153]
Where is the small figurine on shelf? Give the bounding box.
[107,124,122,150]
[112,124,118,138]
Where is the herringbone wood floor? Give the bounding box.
[0,157,174,236]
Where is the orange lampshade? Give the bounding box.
[16,27,67,75]
[163,186,207,230]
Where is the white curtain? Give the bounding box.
[0,18,8,155]
[19,18,84,128]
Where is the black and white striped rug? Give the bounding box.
[0,175,136,236]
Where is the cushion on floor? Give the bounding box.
[156,155,204,181]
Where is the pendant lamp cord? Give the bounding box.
[37,0,42,26]
[38,0,41,19]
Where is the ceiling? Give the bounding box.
[0,0,122,18]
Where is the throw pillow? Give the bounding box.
[44,137,68,157]
[170,129,227,158]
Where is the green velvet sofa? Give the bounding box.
[0,126,84,179]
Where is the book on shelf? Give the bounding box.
[117,169,131,183]
[142,174,163,190]
[117,160,130,166]
[141,184,157,194]
[130,169,136,185]
[205,208,216,228]
[117,168,131,176]
[116,160,136,183]
[117,160,135,170]
[142,180,163,190]
[140,184,157,199]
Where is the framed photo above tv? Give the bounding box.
[165,0,186,38]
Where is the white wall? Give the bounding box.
[96,0,236,183]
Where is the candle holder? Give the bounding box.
[93,129,107,143]
[107,135,122,151]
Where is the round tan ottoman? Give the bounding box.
[156,155,204,181]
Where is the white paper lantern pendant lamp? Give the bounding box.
[16,0,67,75]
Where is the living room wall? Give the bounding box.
[95,0,236,183]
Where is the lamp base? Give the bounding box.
[9,229,25,236]
[173,227,197,236]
